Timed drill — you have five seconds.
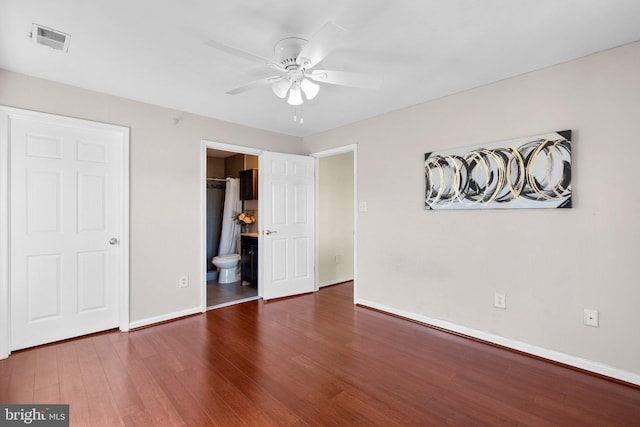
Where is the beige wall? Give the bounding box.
[318,152,354,285]
[0,69,303,323]
[206,156,225,178]
[224,154,245,178]
[3,39,640,380]
[304,41,640,378]
[245,154,258,169]
[205,153,257,179]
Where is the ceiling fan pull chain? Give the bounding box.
[293,106,304,124]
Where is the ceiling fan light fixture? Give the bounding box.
[300,78,319,100]
[287,84,303,106]
[271,78,290,99]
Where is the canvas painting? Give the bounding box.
[425,130,572,210]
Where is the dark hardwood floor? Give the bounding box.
[1,282,639,426]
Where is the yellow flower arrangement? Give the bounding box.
[234,212,256,226]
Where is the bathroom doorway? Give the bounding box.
[205,147,260,308]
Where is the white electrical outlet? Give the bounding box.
[178,274,189,288]
[358,201,368,212]
[494,292,506,309]
[583,309,599,327]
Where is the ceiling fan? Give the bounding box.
[205,22,382,108]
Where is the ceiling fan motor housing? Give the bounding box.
[274,37,308,69]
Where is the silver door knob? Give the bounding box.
[264,230,277,235]
[109,238,119,245]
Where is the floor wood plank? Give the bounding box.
[1,282,639,426]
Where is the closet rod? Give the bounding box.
[206,178,227,182]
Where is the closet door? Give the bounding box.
[8,111,126,350]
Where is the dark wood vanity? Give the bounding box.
[241,234,258,286]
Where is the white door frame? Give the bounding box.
[310,144,358,300]
[200,140,263,311]
[0,106,130,359]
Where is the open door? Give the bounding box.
[261,151,315,300]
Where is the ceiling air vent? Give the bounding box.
[30,24,70,53]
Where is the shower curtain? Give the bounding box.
[218,178,242,255]
[206,181,225,269]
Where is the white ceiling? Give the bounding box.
[2,0,640,137]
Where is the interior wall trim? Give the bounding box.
[318,277,354,288]
[355,297,640,387]
[129,306,202,330]
[0,108,9,359]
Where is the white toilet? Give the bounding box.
[211,253,241,284]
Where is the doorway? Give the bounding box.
[201,141,319,307]
[201,141,261,309]
[312,145,357,295]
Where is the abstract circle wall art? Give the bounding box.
[424,130,572,210]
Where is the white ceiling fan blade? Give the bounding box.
[296,22,347,68]
[205,39,284,71]
[308,70,382,89]
[226,76,283,95]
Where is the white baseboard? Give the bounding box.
[318,277,354,288]
[207,296,260,310]
[356,297,640,386]
[129,306,202,330]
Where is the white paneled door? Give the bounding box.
[261,152,315,300]
[8,113,125,351]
